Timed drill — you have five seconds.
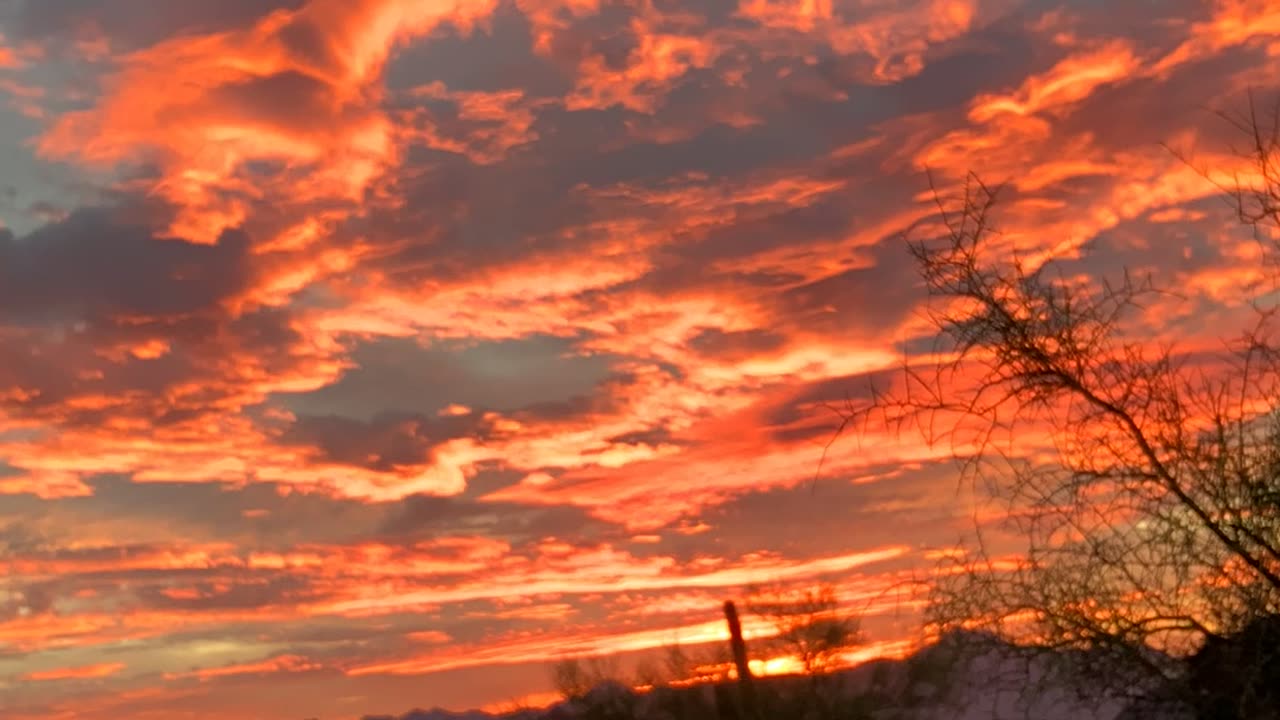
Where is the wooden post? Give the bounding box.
[723,600,760,720]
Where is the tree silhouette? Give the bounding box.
[747,583,864,719]
[550,656,640,720]
[841,98,1280,718]
[747,584,862,678]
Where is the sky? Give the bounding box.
[0,0,1278,717]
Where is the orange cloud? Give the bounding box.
[401,83,547,163]
[968,40,1141,122]
[566,18,719,113]
[165,654,321,682]
[1153,0,1280,77]
[323,545,909,616]
[738,0,993,83]
[22,662,127,682]
[37,0,498,245]
[0,32,40,69]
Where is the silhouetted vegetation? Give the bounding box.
[836,95,1280,718]
[540,586,900,720]
[747,584,862,677]
[745,584,862,719]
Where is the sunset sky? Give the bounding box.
[1,0,1278,717]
